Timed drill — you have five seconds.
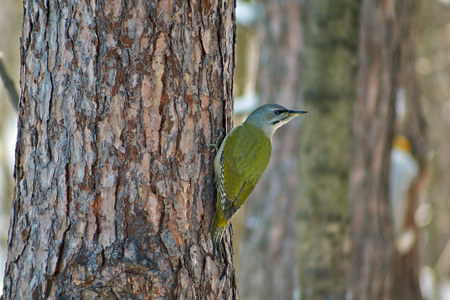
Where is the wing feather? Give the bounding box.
[220,124,271,221]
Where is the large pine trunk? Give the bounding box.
[3,0,237,298]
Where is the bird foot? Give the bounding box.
[203,130,225,152]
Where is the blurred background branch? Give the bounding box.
[0,53,19,110]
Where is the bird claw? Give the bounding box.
[203,130,225,152]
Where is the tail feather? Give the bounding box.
[211,225,227,254]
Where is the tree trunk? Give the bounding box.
[238,1,303,299]
[393,1,426,299]
[349,0,413,299]
[298,0,359,299]
[3,0,237,299]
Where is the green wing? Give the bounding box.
[220,124,271,221]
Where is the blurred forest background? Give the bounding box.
[1,0,450,299]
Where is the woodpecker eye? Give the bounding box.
[273,110,281,116]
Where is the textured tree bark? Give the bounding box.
[238,1,303,299]
[349,0,413,299]
[393,1,426,299]
[298,0,359,299]
[3,0,237,299]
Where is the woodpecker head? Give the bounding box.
[244,104,307,138]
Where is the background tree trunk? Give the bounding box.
[3,0,237,298]
[393,1,426,299]
[349,0,414,299]
[298,0,359,298]
[238,1,303,299]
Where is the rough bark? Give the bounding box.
[3,0,237,299]
[349,0,413,299]
[238,1,303,299]
[298,0,359,299]
[393,1,426,299]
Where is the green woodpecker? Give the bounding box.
[211,103,307,251]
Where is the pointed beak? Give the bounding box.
[286,110,307,116]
